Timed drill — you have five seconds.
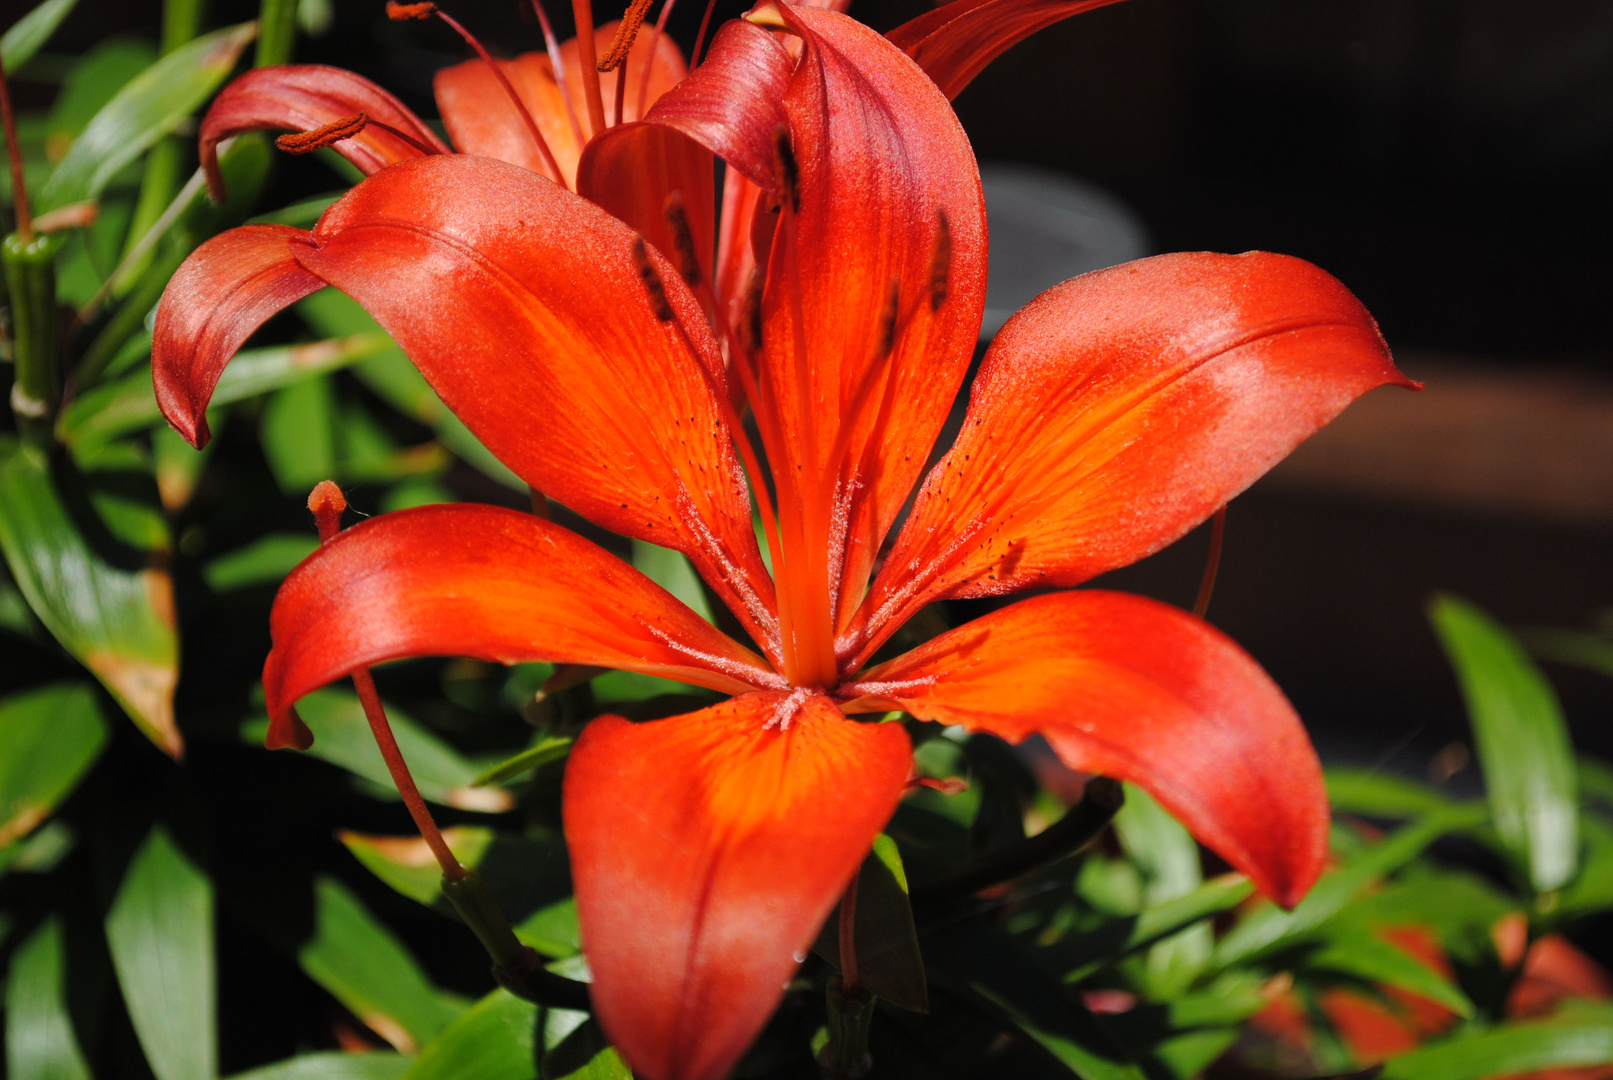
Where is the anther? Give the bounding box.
[276,112,370,154]
[662,191,702,287]
[308,479,348,543]
[598,0,655,71]
[877,278,900,358]
[386,0,436,18]
[632,237,674,323]
[772,125,800,214]
[928,209,951,312]
[739,266,765,353]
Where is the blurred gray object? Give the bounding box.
[979,163,1151,339]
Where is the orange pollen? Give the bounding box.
[771,125,800,214]
[276,112,370,154]
[307,479,348,543]
[662,191,702,286]
[598,0,655,71]
[386,1,436,18]
[632,237,674,323]
[928,209,951,312]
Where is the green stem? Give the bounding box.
[76,245,184,386]
[162,0,207,53]
[4,232,59,442]
[254,0,298,67]
[438,869,591,1011]
[820,974,875,1079]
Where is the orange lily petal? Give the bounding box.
[198,65,448,201]
[433,20,685,187]
[847,251,1413,666]
[151,224,324,446]
[564,692,911,1080]
[842,590,1328,907]
[262,504,781,748]
[886,0,1129,100]
[763,7,987,633]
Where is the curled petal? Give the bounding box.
[848,251,1413,665]
[887,0,1128,100]
[291,155,779,663]
[843,591,1328,907]
[575,125,715,294]
[199,66,448,200]
[763,8,987,630]
[565,692,911,1080]
[152,224,325,446]
[262,504,780,748]
[434,21,684,186]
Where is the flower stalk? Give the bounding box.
[821,974,875,1079]
[2,55,59,443]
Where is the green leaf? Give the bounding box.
[1213,804,1486,968]
[814,834,928,1012]
[60,334,390,449]
[43,39,155,154]
[1,0,80,70]
[1582,757,1613,810]
[1057,874,1254,983]
[227,1052,413,1080]
[1430,594,1578,892]
[340,827,496,907]
[1326,768,1454,818]
[262,374,338,492]
[1302,930,1475,1017]
[1522,625,1613,680]
[543,1018,629,1080]
[1378,1005,1613,1080]
[5,917,94,1080]
[38,23,257,211]
[470,737,574,788]
[1113,784,1210,999]
[0,440,180,754]
[513,897,580,959]
[203,533,319,591]
[1556,812,1613,917]
[630,539,712,622]
[404,990,537,1080]
[298,877,467,1053]
[973,985,1148,1080]
[242,688,513,812]
[0,682,108,855]
[104,825,216,1080]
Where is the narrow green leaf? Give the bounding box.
[203,534,320,591]
[340,828,495,907]
[0,682,108,854]
[1556,813,1613,917]
[1,0,80,70]
[247,191,343,228]
[60,334,390,448]
[1378,1005,1613,1080]
[104,826,216,1080]
[543,1018,629,1080]
[1113,784,1210,999]
[1582,757,1613,810]
[973,985,1148,1080]
[262,374,338,492]
[298,877,467,1053]
[514,897,580,959]
[403,990,537,1080]
[1303,931,1475,1017]
[630,539,712,622]
[814,836,928,1012]
[38,23,257,211]
[1326,768,1454,818]
[0,440,180,754]
[1431,594,1578,892]
[470,737,573,788]
[43,39,154,152]
[1057,874,1254,983]
[227,1052,412,1080]
[5,917,94,1080]
[1214,805,1486,968]
[1522,625,1613,680]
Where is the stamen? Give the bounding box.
[597,0,655,72]
[764,686,813,731]
[275,112,370,154]
[305,479,464,882]
[636,0,678,116]
[632,236,674,323]
[570,0,608,136]
[527,0,586,148]
[662,191,702,287]
[690,0,719,67]
[397,2,567,185]
[772,126,801,213]
[1191,505,1227,619]
[928,209,951,311]
[613,61,628,128]
[0,53,33,242]
[876,278,900,359]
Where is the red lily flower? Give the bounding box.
[153,7,1412,1078]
